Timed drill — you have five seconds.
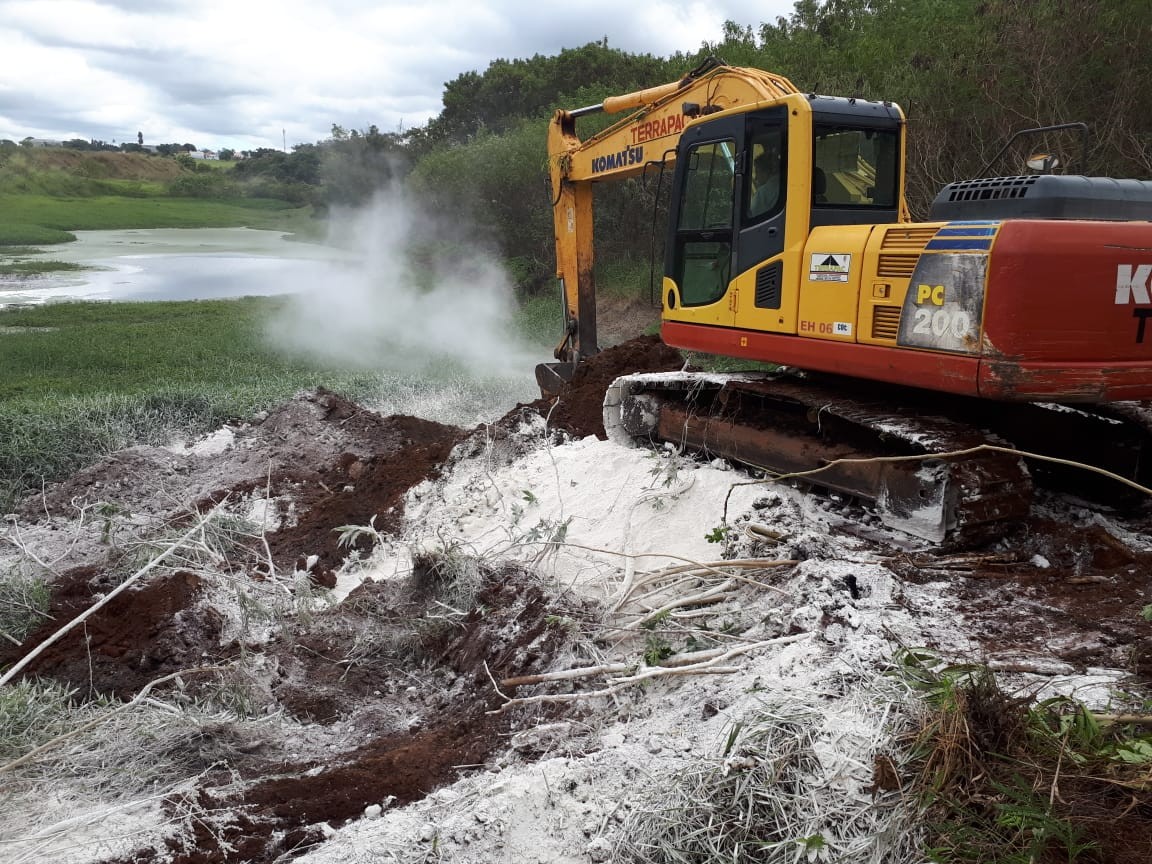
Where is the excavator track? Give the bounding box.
[603,370,1152,545]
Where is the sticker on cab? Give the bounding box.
[809,253,851,283]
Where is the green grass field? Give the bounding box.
[0,298,372,507]
[0,298,318,401]
[0,296,550,508]
[0,193,312,242]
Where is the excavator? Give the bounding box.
[537,58,1152,543]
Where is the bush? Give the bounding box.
[167,173,239,199]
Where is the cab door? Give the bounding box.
[663,115,744,325]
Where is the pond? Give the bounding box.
[0,227,544,425]
[0,227,350,306]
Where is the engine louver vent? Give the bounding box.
[880,227,937,251]
[945,175,1038,202]
[755,261,783,309]
[877,226,935,278]
[877,255,918,278]
[872,305,901,340]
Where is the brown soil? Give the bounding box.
[536,334,684,439]
[890,516,1152,677]
[148,563,575,863]
[0,567,226,699]
[0,378,581,862]
[258,411,465,582]
[596,295,661,347]
[20,389,465,587]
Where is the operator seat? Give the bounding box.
[813,167,827,204]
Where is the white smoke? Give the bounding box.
[267,186,541,381]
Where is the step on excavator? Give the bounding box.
[537,58,1152,543]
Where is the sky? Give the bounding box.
[0,0,796,153]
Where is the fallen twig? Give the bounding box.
[609,634,811,685]
[501,662,634,688]
[487,633,813,713]
[724,443,1152,521]
[630,579,737,629]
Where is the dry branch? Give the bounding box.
[629,579,737,629]
[501,662,634,688]
[487,633,813,713]
[609,633,811,685]
[724,443,1152,521]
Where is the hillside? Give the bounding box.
[0,147,188,182]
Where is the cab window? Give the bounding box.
[675,140,736,306]
[745,127,785,220]
[812,125,899,207]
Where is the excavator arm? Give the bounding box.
[539,58,799,393]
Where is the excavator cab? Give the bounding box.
[661,96,905,341]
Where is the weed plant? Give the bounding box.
[0,679,88,760]
[0,570,50,643]
[899,649,1152,864]
[618,682,922,863]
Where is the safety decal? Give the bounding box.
[809,253,851,283]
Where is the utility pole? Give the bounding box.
[282,128,286,152]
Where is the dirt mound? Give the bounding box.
[890,515,1152,676]
[140,562,577,863]
[0,567,225,698]
[259,411,465,582]
[3,389,466,700]
[542,334,684,439]
[20,389,465,584]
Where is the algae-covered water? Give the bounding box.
[0,227,349,306]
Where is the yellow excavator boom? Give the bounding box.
[545,59,799,370]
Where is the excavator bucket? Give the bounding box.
[535,361,576,399]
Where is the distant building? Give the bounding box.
[187,150,219,160]
[23,138,62,148]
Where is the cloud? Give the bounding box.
[0,0,795,149]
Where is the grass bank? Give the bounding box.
[0,296,547,509]
[0,194,313,243]
[0,150,316,244]
[0,298,382,508]
[0,259,83,277]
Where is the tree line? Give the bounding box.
[104,0,1152,294]
[390,0,1151,294]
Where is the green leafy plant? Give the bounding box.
[705,523,732,544]
[642,632,673,666]
[334,514,386,551]
[896,648,1152,864]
